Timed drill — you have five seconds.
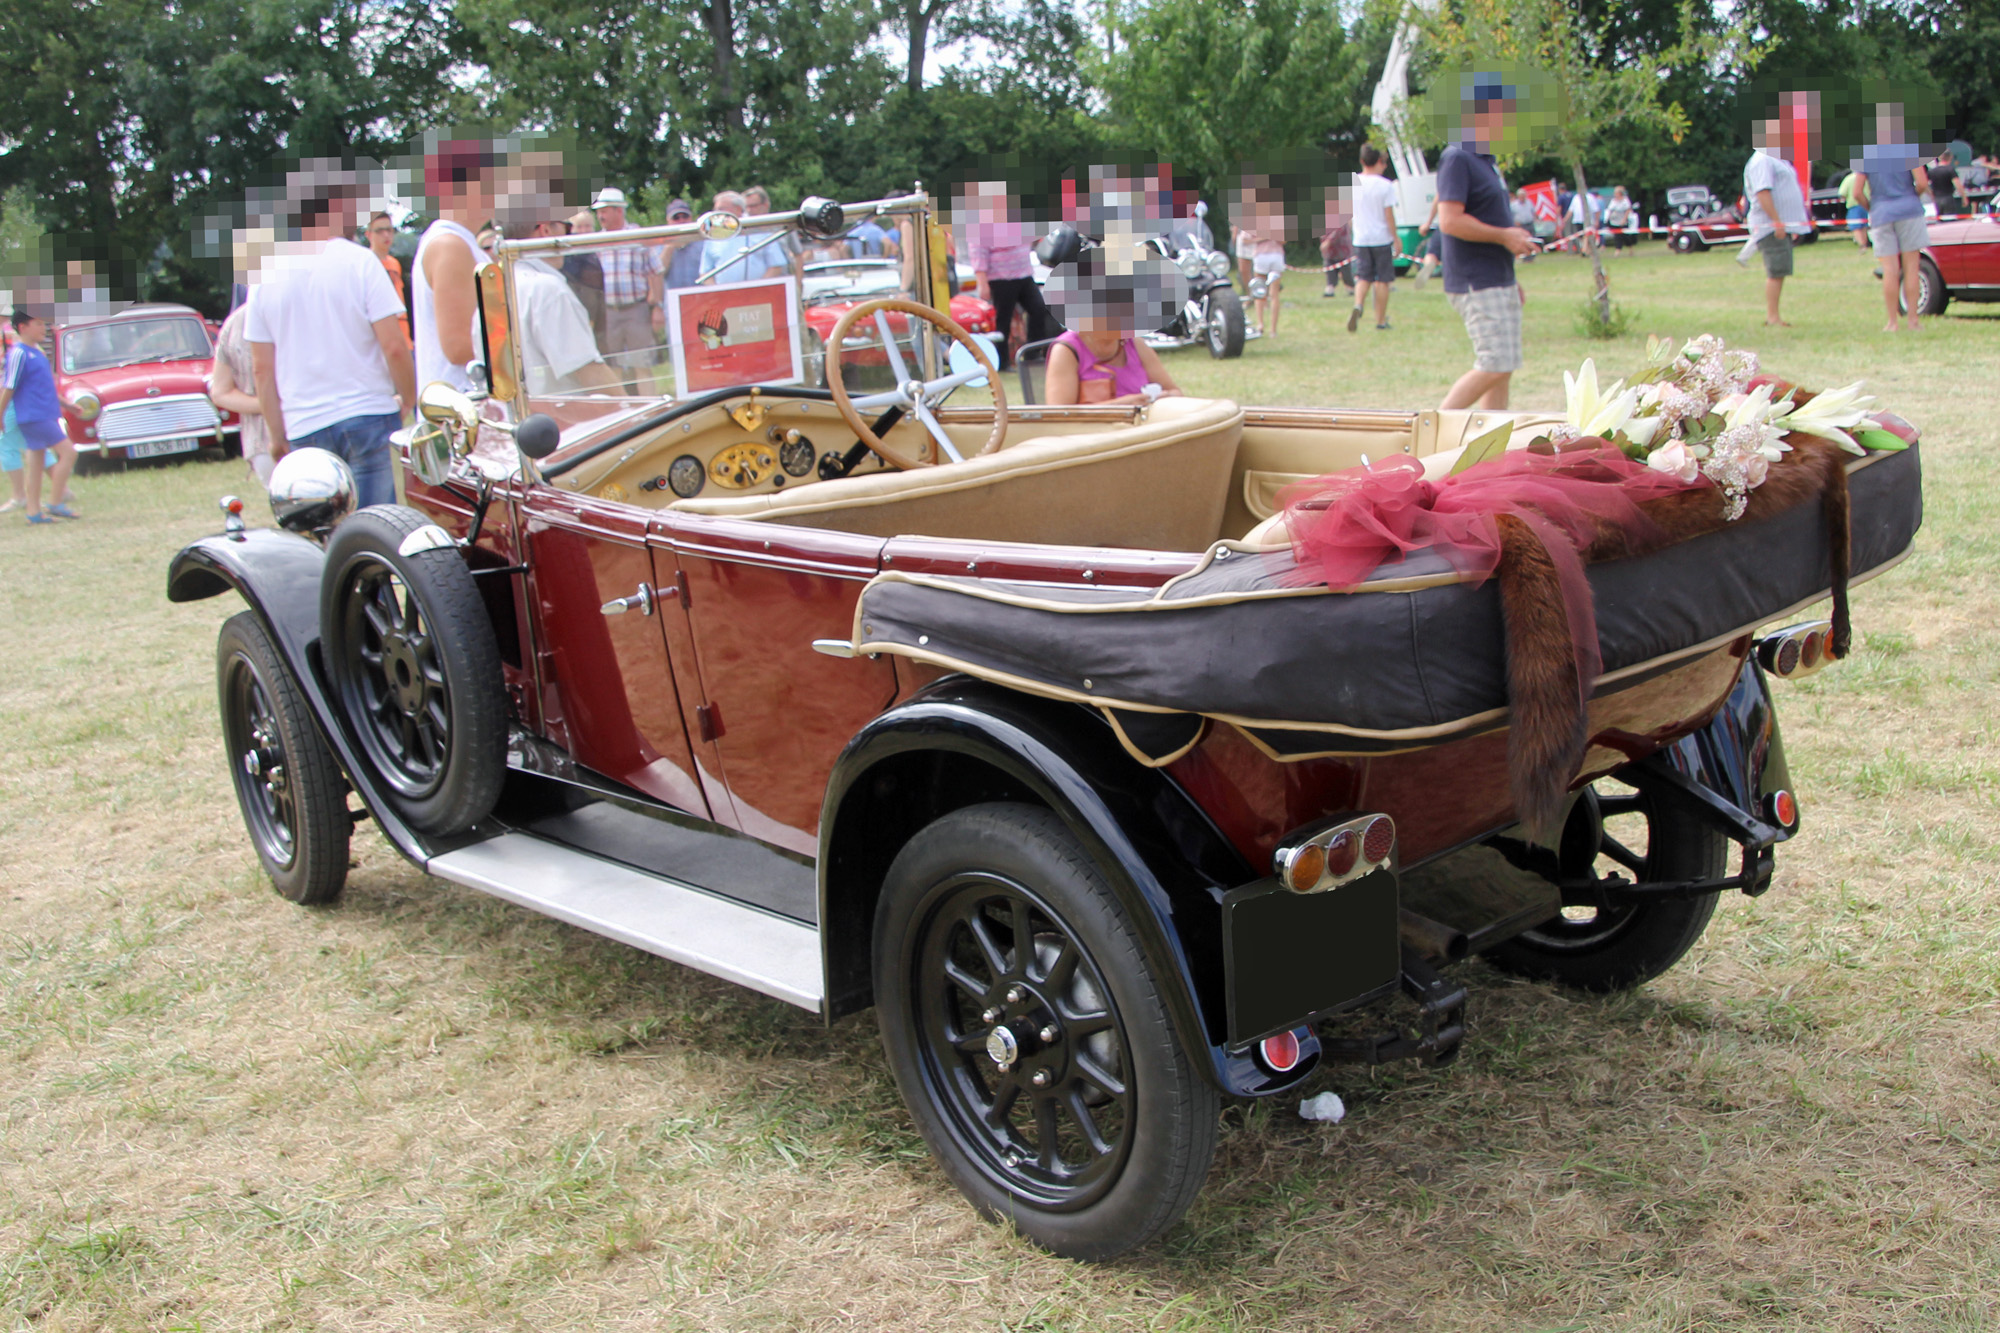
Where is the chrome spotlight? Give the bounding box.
[268,447,357,539]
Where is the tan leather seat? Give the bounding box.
[670,396,1246,552]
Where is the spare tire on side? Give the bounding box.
[320,505,507,836]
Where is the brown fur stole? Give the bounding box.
[1500,434,1852,840]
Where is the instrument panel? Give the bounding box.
[573,395,915,506]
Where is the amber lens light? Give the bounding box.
[1361,815,1396,867]
[1281,842,1326,893]
[1316,829,1355,880]
[1258,1029,1303,1073]
[1801,630,1824,670]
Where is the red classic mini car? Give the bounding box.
[170,192,1923,1259]
[56,303,237,464]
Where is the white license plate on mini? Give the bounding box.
[128,437,201,459]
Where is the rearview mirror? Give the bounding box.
[697,210,741,242]
[418,381,479,432]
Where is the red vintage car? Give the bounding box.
[170,192,1922,1260]
[1911,211,2000,314]
[800,257,995,386]
[56,303,238,464]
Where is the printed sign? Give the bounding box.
[665,276,803,394]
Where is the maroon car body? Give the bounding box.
[55,303,237,463]
[170,191,1923,1260]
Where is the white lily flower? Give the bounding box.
[1623,414,1664,448]
[1769,380,1877,455]
[1646,440,1701,484]
[1563,359,1641,438]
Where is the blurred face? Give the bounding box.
[366,217,394,255]
[18,317,45,345]
[1469,99,1513,147]
[597,204,626,231]
[744,188,770,215]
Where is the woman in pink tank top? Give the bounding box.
[1046,327,1182,405]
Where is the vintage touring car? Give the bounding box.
[171,191,1923,1259]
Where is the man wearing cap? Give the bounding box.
[661,198,703,292]
[592,187,664,392]
[1436,75,1538,410]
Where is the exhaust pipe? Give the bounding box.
[1398,908,1469,964]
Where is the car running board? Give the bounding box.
[425,833,823,1012]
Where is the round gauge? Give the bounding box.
[779,434,816,476]
[667,455,706,498]
[710,441,780,489]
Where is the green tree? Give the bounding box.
[1095,0,1368,211]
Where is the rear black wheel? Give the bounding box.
[218,612,349,904]
[874,803,1218,1260]
[1670,232,1704,254]
[321,505,507,836]
[1482,782,1725,991]
[1917,256,1949,316]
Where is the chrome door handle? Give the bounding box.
[600,583,655,616]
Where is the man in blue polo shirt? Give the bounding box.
[0,308,77,524]
[1436,74,1539,410]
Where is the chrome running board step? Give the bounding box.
[425,833,822,1011]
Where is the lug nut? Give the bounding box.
[981,1007,1002,1025]
[1005,985,1025,1004]
[1031,1069,1051,1086]
[1039,1025,1059,1043]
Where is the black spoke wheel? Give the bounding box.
[874,804,1218,1260]
[1483,781,1726,991]
[321,506,506,836]
[217,611,349,904]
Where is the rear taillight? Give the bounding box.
[1257,1027,1307,1074]
[1767,789,1799,830]
[1758,619,1837,680]
[1271,814,1396,893]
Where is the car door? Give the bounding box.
[520,488,710,818]
[658,511,899,856]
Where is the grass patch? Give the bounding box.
[2,243,1997,1329]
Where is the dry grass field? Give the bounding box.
[2,242,1996,1331]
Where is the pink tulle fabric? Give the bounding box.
[1278,446,1707,698]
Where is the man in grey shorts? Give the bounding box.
[1853,103,1934,333]
[1742,100,1814,327]
[1435,74,1539,410]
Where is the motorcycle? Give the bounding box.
[1143,205,1249,360]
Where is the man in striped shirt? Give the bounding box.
[591,187,663,392]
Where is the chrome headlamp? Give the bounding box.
[67,388,102,421]
[1207,252,1232,278]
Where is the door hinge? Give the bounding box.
[696,703,724,743]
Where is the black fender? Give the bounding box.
[1628,655,1793,851]
[818,676,1308,1098]
[169,529,442,866]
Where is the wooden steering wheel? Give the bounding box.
[826,297,1009,470]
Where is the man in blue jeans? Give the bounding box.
[248,179,415,507]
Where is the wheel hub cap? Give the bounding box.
[382,633,426,715]
[985,1025,1019,1070]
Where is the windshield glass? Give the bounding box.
[61,317,212,374]
[801,263,905,304]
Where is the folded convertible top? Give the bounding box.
[848,445,1922,762]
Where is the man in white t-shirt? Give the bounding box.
[247,183,415,507]
[1347,145,1404,332]
[504,205,624,398]
[1743,106,1814,326]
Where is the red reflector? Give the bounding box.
[1281,842,1326,893]
[226,498,244,515]
[1776,637,1801,676]
[1771,790,1798,827]
[1323,828,1359,879]
[1361,815,1396,866]
[1259,1029,1303,1073]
